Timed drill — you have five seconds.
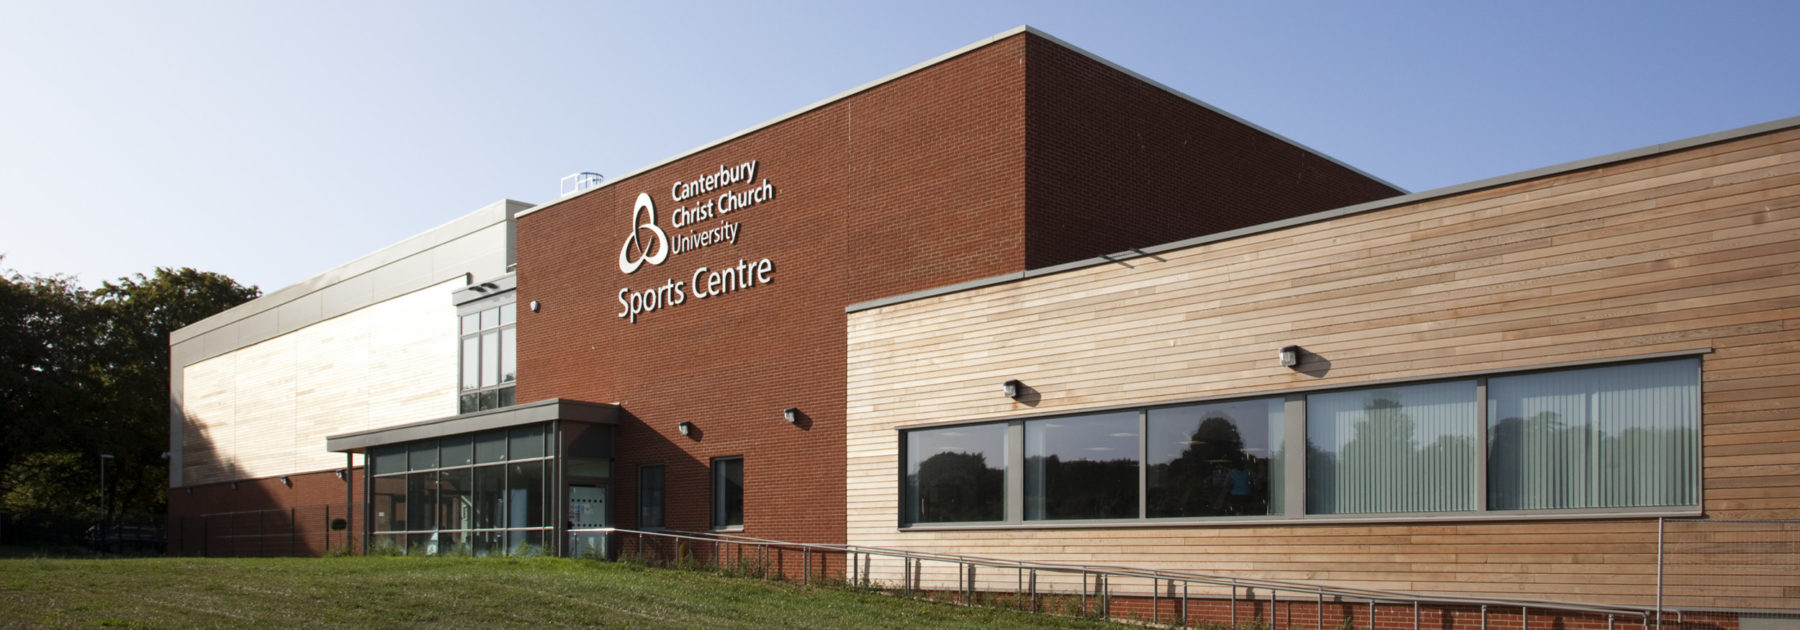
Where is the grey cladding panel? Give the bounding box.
[431,224,508,281]
[319,274,375,322]
[369,252,434,299]
[276,294,323,337]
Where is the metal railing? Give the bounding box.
[580,526,1684,630]
[171,503,354,557]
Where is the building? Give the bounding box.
[168,26,1798,619]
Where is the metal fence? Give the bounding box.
[170,503,355,557]
[592,526,1706,630]
[1660,519,1800,627]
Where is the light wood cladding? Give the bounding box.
[180,280,460,484]
[845,128,1800,608]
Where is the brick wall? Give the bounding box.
[1022,34,1402,269]
[167,466,363,556]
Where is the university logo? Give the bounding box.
[618,192,668,274]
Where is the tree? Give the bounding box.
[0,263,100,509]
[88,268,259,520]
[0,261,257,525]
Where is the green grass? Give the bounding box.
[0,551,1130,629]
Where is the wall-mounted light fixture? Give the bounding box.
[677,421,694,437]
[230,481,238,490]
[1278,345,1301,369]
[783,407,799,424]
[334,468,347,481]
[529,300,541,313]
[1003,379,1023,400]
[280,476,291,487]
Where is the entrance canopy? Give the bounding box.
[326,398,617,454]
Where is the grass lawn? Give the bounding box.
[0,551,1130,629]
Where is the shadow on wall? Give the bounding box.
[169,409,360,557]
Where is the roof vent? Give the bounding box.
[560,172,604,197]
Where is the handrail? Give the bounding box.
[575,526,1671,625]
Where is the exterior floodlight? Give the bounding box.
[678,421,694,437]
[784,408,799,424]
[1279,346,1301,369]
[335,468,347,481]
[1003,380,1023,399]
[280,476,291,487]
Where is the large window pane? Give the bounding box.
[1488,359,1699,510]
[371,446,406,476]
[1307,380,1477,515]
[480,331,499,387]
[1147,398,1284,518]
[438,468,473,531]
[480,307,499,330]
[639,465,665,529]
[507,461,545,528]
[510,425,545,459]
[409,440,437,471]
[473,465,506,529]
[408,472,438,531]
[372,476,406,532]
[461,337,479,391]
[1025,411,1139,520]
[440,436,473,468]
[475,430,507,463]
[905,424,1005,524]
[713,458,743,529]
[500,327,517,384]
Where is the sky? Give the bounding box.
[2,1,1797,292]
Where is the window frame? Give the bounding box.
[896,351,1706,531]
[711,457,744,531]
[638,463,666,531]
[457,295,517,414]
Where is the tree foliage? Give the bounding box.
[1,259,258,522]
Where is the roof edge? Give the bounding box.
[172,199,531,344]
[847,114,1800,314]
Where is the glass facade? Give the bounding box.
[899,358,1699,526]
[369,423,561,555]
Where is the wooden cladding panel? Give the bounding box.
[846,127,1800,608]
[180,280,461,485]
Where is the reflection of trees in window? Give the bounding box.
[1025,454,1138,520]
[1307,389,1475,515]
[1149,416,1270,517]
[910,451,1003,522]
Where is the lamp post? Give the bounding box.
[98,454,114,543]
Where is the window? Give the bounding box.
[897,357,1700,527]
[367,424,557,555]
[1305,380,1477,515]
[1025,411,1139,520]
[459,301,516,413]
[1487,359,1699,510]
[1147,398,1285,518]
[639,465,666,529]
[905,424,1005,524]
[712,457,743,529]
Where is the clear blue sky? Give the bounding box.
[3,1,1796,291]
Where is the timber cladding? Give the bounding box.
[845,126,1800,607]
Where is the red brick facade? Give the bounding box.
[514,31,1398,546]
[168,467,362,556]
